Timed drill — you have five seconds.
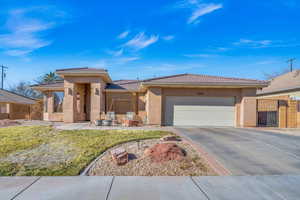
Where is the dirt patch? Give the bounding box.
[88,139,216,176]
[0,119,21,127]
[0,143,77,168]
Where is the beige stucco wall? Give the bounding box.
[61,76,106,122]
[9,103,31,120]
[240,97,257,127]
[146,88,162,125]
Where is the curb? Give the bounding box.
[169,128,231,176]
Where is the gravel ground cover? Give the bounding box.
[0,126,170,176]
[88,139,216,176]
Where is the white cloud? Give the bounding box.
[89,56,140,69]
[216,47,230,51]
[124,32,159,50]
[0,7,64,57]
[107,48,124,56]
[162,35,175,41]
[175,0,223,24]
[184,53,218,58]
[233,39,273,48]
[256,60,278,65]
[4,49,33,56]
[117,30,130,39]
[188,3,223,24]
[115,56,140,64]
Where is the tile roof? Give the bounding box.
[257,70,300,95]
[106,80,141,91]
[0,89,36,104]
[31,81,64,89]
[56,67,107,73]
[142,73,267,85]
[32,73,267,92]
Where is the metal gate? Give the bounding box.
[257,99,279,127]
[257,111,278,127]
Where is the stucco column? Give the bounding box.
[63,81,77,123]
[278,100,287,128]
[146,87,162,125]
[48,92,54,114]
[240,97,257,127]
[132,92,138,115]
[90,82,103,122]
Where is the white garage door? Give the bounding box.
[165,96,235,126]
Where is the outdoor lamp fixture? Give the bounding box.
[95,88,100,95]
[68,88,73,96]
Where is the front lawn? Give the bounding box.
[0,126,170,176]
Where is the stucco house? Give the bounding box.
[256,70,300,128]
[0,89,42,120]
[257,70,300,99]
[32,67,268,127]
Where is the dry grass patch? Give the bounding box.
[0,126,170,176]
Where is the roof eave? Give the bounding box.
[141,82,268,88]
[31,86,64,91]
[257,86,300,96]
[105,89,141,93]
[56,71,112,83]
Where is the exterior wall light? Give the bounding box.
[68,88,73,96]
[95,88,100,95]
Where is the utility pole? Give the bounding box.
[1,65,8,89]
[287,58,296,72]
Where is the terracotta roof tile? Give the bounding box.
[56,67,107,73]
[32,73,267,92]
[106,80,141,91]
[143,73,267,85]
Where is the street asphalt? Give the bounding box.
[175,127,300,175]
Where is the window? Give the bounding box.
[0,103,7,113]
[53,92,64,112]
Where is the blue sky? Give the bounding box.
[0,0,300,88]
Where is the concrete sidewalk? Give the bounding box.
[1,175,300,200]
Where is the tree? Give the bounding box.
[9,81,42,99]
[263,68,291,80]
[36,71,61,84]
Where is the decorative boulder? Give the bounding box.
[160,135,180,142]
[111,148,128,165]
[144,143,185,163]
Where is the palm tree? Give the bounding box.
[36,72,61,84]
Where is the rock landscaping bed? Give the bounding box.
[88,139,216,176]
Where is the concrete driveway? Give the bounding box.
[175,127,300,175]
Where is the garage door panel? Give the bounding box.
[165,96,235,126]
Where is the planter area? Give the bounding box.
[87,138,216,176]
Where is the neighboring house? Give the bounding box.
[257,70,300,99]
[256,70,300,128]
[0,89,42,120]
[32,67,267,127]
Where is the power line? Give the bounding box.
[1,65,8,89]
[287,58,296,72]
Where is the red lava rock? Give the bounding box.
[144,143,185,163]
